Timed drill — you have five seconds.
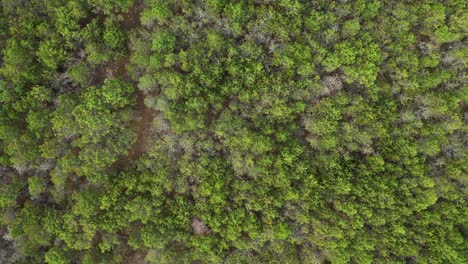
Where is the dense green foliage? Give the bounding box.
[0,0,467,263]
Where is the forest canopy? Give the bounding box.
[0,0,467,263]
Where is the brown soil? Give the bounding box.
[123,249,147,264]
[90,0,156,171]
[91,0,143,85]
[125,91,157,162]
[88,2,155,261]
[121,0,144,30]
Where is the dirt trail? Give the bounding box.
[96,0,156,172]
[90,1,151,261]
[109,65,156,170]
[120,0,155,166]
[126,91,156,161]
[122,0,144,30]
